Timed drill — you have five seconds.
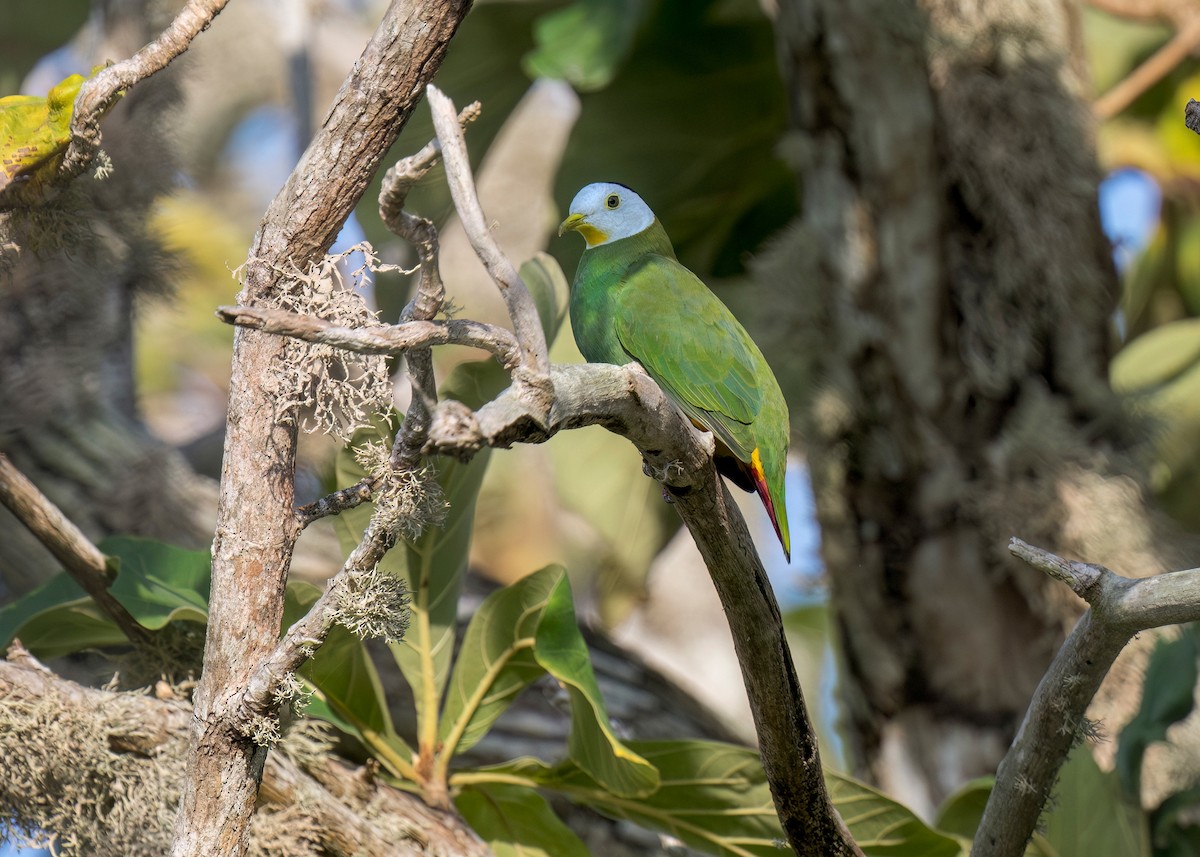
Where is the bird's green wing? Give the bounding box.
[612,254,763,460]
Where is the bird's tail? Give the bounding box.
[750,448,791,563]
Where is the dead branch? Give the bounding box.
[426,85,555,422]
[0,454,151,646]
[973,539,1200,857]
[1094,4,1200,119]
[424,362,864,857]
[215,305,522,368]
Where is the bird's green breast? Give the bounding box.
[569,219,676,365]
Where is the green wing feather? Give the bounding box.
[613,255,762,460]
[610,252,791,560]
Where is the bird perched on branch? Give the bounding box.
[559,182,791,561]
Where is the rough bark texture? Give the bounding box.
[170,3,471,854]
[768,0,1193,815]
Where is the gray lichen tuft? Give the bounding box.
[266,243,399,443]
[333,565,411,644]
[354,439,449,540]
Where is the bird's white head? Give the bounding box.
[558,182,655,248]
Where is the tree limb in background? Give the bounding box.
[0,647,489,857]
[170,2,471,855]
[0,454,151,646]
[1092,0,1200,119]
[974,539,1200,857]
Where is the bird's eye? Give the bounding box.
[605,193,620,209]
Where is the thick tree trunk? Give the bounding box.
[767,0,1194,816]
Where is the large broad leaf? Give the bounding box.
[477,741,783,857]
[476,742,966,857]
[1110,318,1200,393]
[825,772,962,857]
[1042,745,1150,857]
[522,0,646,93]
[1116,626,1200,797]
[284,580,414,773]
[934,778,1058,857]
[1150,786,1200,857]
[440,565,658,797]
[0,536,210,657]
[456,781,591,857]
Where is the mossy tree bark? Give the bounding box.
[765,0,1194,816]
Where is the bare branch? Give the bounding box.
[295,479,376,532]
[426,84,555,422]
[974,540,1200,857]
[215,304,522,368]
[0,454,151,646]
[59,0,230,180]
[1095,14,1200,119]
[426,362,863,857]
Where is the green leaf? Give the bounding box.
[480,741,785,857]
[284,580,414,767]
[440,566,658,797]
[0,535,211,658]
[0,70,88,190]
[933,778,1058,857]
[98,536,211,628]
[1150,786,1200,857]
[934,777,995,840]
[438,566,562,755]
[523,0,646,92]
[456,782,591,857]
[826,771,962,857]
[519,252,570,345]
[1116,626,1200,797]
[1111,319,1200,393]
[1042,745,1151,857]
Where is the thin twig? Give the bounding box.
[295,479,377,531]
[974,539,1200,857]
[377,106,478,470]
[1095,15,1200,119]
[0,454,151,645]
[215,305,522,368]
[425,84,555,422]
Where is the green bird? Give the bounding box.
[559,182,791,561]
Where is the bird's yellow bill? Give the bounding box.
[558,212,609,247]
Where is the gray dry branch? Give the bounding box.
[974,540,1200,857]
[171,2,471,855]
[0,646,488,857]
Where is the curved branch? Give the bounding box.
[426,362,864,857]
[974,539,1200,857]
[426,85,555,422]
